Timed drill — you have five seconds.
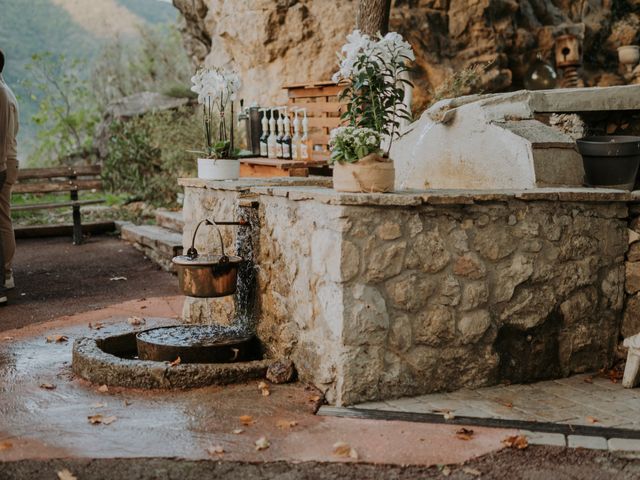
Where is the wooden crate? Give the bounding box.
[286,80,344,162]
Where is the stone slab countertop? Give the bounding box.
[249,185,640,206]
[178,176,332,191]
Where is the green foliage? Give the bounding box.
[103,107,201,206]
[91,23,193,109]
[431,64,487,104]
[339,54,412,157]
[21,52,100,165]
[329,127,381,164]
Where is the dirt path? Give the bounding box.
[1,234,177,331]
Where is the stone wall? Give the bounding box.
[180,180,629,406]
[624,204,640,339]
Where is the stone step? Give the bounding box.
[155,209,184,233]
[120,224,183,272]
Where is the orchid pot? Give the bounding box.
[197,158,240,181]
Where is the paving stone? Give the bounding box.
[567,435,609,450]
[608,438,640,452]
[519,430,566,447]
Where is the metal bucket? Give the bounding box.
[172,219,243,298]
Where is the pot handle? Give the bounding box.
[186,219,228,262]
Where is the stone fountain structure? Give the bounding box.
[178,85,640,406]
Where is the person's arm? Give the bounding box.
[0,88,9,168]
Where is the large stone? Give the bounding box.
[343,284,389,347]
[408,230,451,273]
[453,253,486,279]
[493,254,534,303]
[623,294,640,338]
[413,305,456,347]
[385,271,436,312]
[460,281,489,311]
[560,288,598,326]
[499,285,555,330]
[388,313,412,353]
[626,262,640,295]
[375,221,402,241]
[364,239,407,282]
[457,310,492,345]
[473,226,517,261]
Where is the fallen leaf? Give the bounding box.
[110,276,127,281]
[88,322,105,330]
[333,441,358,459]
[258,381,270,396]
[239,415,254,426]
[127,316,145,326]
[583,376,593,384]
[91,402,107,408]
[255,436,270,451]
[309,395,321,403]
[40,383,56,390]
[501,402,513,408]
[232,428,244,434]
[622,122,630,129]
[46,335,68,343]
[97,384,109,393]
[440,465,451,476]
[455,427,474,441]
[586,415,599,424]
[0,441,13,451]
[276,420,298,429]
[102,416,117,425]
[88,414,104,424]
[606,123,618,134]
[3,336,14,341]
[207,445,225,455]
[502,435,529,449]
[169,357,181,367]
[462,467,482,476]
[444,411,455,420]
[123,400,132,407]
[57,469,77,480]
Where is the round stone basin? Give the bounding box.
[137,325,254,363]
[72,326,272,390]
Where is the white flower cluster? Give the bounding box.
[332,30,415,83]
[190,67,242,105]
[330,126,380,146]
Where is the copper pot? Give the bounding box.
[172,219,243,298]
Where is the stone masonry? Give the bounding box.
[180,180,630,406]
[623,204,640,339]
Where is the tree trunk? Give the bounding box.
[356,0,392,36]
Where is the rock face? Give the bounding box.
[173,0,640,112]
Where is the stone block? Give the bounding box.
[567,435,608,450]
[460,281,489,311]
[453,253,486,279]
[457,310,492,344]
[623,294,640,338]
[626,262,640,294]
[493,254,534,303]
[608,438,640,452]
[520,431,567,447]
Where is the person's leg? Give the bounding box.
[0,158,16,287]
[0,168,6,304]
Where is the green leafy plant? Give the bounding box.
[332,30,414,159]
[329,126,381,164]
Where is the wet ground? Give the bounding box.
[1,235,178,331]
[2,234,640,478]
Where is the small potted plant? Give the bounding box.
[330,30,414,192]
[190,67,242,180]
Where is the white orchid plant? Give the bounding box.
[190,67,242,159]
[329,30,414,164]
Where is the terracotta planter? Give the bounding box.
[332,154,395,193]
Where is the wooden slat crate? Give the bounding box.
[286,80,345,163]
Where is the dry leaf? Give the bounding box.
[444,411,455,420]
[89,322,105,330]
[501,402,513,408]
[333,441,358,459]
[110,276,127,281]
[88,414,104,424]
[309,395,321,403]
[92,402,107,408]
[276,420,298,429]
[207,445,225,455]
[258,381,270,397]
[502,435,529,449]
[232,428,244,434]
[606,123,618,134]
[127,316,145,326]
[0,441,13,451]
[123,400,132,407]
[583,376,593,384]
[462,467,482,476]
[255,436,270,451]
[586,415,599,424]
[57,469,77,480]
[102,416,117,425]
[3,336,14,341]
[455,427,474,441]
[169,357,181,367]
[98,384,109,393]
[40,383,56,390]
[239,415,254,426]
[46,335,68,343]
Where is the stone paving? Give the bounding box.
[354,373,640,451]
